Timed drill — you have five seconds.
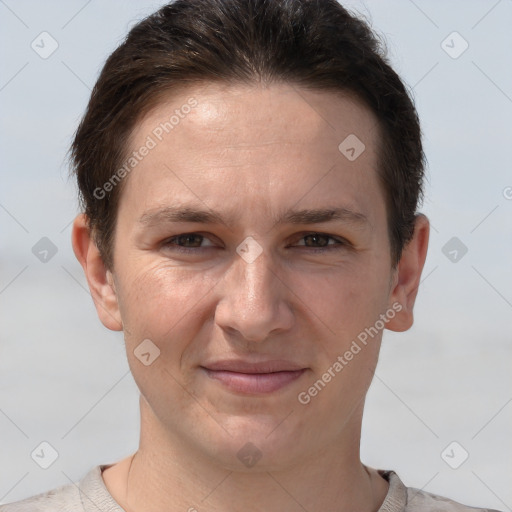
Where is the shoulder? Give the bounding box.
[405,485,502,512]
[0,465,115,512]
[0,482,81,512]
[378,470,503,512]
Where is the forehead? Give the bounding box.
[134,82,379,154]
[119,82,383,226]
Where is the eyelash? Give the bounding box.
[162,232,349,254]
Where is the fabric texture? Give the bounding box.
[0,464,502,512]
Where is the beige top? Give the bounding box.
[0,464,502,512]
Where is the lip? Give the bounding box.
[201,360,307,394]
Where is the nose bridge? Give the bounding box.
[215,244,293,340]
[229,245,277,315]
[237,249,274,305]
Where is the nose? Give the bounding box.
[214,244,294,343]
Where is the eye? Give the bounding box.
[162,233,216,251]
[173,234,206,247]
[293,233,347,249]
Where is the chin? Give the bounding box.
[199,414,311,472]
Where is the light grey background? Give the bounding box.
[0,0,511,509]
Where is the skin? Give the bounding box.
[72,82,429,512]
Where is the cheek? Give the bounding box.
[294,267,388,423]
[115,259,218,349]
[293,258,391,345]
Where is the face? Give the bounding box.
[90,83,408,470]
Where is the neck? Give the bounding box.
[103,398,389,512]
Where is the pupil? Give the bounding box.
[305,234,328,247]
[180,234,202,247]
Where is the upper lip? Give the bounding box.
[201,360,306,374]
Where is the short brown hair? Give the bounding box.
[71,0,425,269]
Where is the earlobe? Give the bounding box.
[71,214,123,331]
[386,214,430,332]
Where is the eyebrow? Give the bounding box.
[138,205,369,228]
[279,207,368,226]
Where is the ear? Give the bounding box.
[386,214,429,332]
[71,214,123,331]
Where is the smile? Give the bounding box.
[201,360,307,394]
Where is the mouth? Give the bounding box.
[200,360,308,394]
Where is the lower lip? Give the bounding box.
[202,368,306,394]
